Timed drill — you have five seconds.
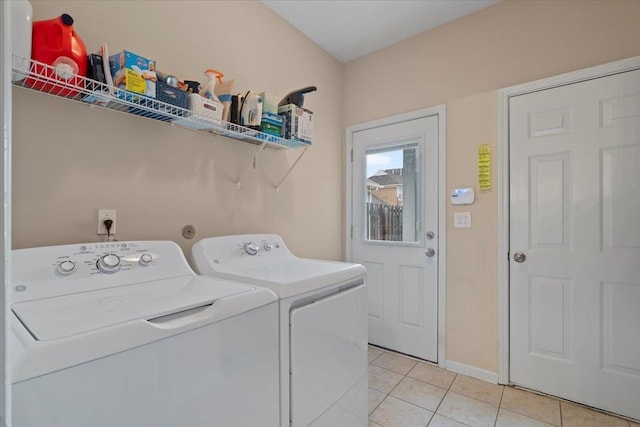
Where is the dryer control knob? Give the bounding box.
[97,254,121,273]
[264,242,273,251]
[244,242,259,256]
[139,253,153,266]
[57,260,76,275]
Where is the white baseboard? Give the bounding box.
[445,360,499,384]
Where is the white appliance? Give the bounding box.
[191,234,368,427]
[10,240,280,427]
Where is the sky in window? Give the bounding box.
[366,149,403,178]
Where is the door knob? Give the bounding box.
[425,248,435,257]
[513,252,526,263]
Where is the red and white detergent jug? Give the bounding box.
[26,13,87,97]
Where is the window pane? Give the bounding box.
[365,144,420,242]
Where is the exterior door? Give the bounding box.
[509,69,640,419]
[351,115,438,362]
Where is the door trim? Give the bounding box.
[1,1,12,424]
[497,55,640,384]
[346,105,447,368]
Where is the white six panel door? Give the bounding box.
[509,69,640,420]
[351,116,438,362]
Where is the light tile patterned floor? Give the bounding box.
[368,345,638,427]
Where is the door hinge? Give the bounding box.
[350,225,353,239]
[350,149,353,162]
[507,252,510,261]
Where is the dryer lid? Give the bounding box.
[190,234,366,298]
[12,275,253,341]
[200,258,366,299]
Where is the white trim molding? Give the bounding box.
[445,360,498,384]
[346,105,447,368]
[1,1,12,422]
[497,55,640,385]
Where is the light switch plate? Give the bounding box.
[454,212,471,228]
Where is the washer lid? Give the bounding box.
[12,275,253,341]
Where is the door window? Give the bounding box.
[364,143,421,243]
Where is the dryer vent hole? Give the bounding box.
[182,225,196,239]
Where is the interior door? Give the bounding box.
[509,68,640,420]
[351,115,438,362]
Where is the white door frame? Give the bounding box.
[497,56,640,384]
[346,105,447,367]
[1,1,12,424]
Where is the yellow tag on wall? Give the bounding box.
[478,144,491,190]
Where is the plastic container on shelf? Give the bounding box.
[10,0,32,82]
[188,94,224,122]
[25,13,87,97]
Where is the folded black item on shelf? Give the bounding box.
[230,94,240,125]
[88,53,106,84]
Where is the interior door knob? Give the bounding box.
[513,252,526,263]
[425,248,435,257]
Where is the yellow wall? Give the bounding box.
[13,1,344,261]
[343,0,640,372]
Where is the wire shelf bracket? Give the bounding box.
[275,147,309,192]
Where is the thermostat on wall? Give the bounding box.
[450,187,475,205]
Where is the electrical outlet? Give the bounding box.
[97,209,116,235]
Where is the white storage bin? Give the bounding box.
[188,94,223,122]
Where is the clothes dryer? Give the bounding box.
[11,241,280,427]
[191,234,368,427]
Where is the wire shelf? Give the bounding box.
[11,55,310,151]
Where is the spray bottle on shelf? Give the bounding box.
[214,76,235,123]
[201,69,223,103]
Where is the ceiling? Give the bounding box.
[261,0,501,63]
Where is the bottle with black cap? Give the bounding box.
[27,12,88,97]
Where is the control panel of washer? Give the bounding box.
[50,242,156,276]
[12,241,195,303]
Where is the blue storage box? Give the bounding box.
[127,81,189,122]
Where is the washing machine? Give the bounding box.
[191,234,368,427]
[10,240,280,427]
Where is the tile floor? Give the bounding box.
[368,345,639,427]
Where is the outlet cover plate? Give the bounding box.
[97,209,116,235]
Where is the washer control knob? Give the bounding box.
[264,242,273,251]
[244,242,259,256]
[139,253,153,266]
[97,254,121,273]
[57,260,76,275]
